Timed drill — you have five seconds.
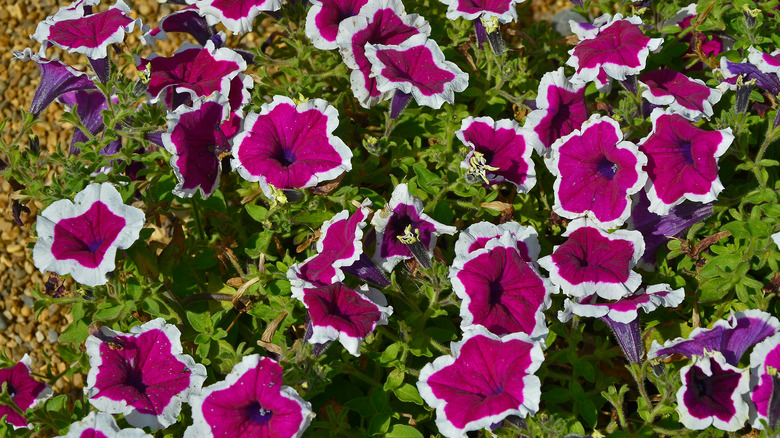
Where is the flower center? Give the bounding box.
[680,141,694,164]
[596,156,618,179]
[397,224,420,244]
[125,366,148,393]
[488,281,504,305]
[245,401,273,424]
[467,151,500,184]
[275,147,296,166]
[87,238,104,253]
[5,382,16,399]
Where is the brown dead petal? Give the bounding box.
[261,311,288,345]
[226,277,244,288]
[480,201,513,213]
[691,230,731,259]
[308,172,345,196]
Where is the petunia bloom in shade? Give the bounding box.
[32,0,138,60]
[676,351,750,431]
[748,46,780,75]
[58,411,151,438]
[32,183,145,287]
[85,318,207,430]
[292,283,392,356]
[142,5,214,46]
[437,0,524,23]
[450,233,553,339]
[417,327,544,438]
[336,0,431,108]
[538,218,645,300]
[550,115,647,229]
[306,0,369,50]
[371,183,457,271]
[524,67,589,156]
[567,14,663,84]
[457,116,537,193]
[192,0,284,34]
[454,221,539,262]
[639,69,722,120]
[0,355,52,430]
[184,355,313,438]
[649,310,780,366]
[58,89,121,156]
[231,96,353,198]
[638,109,734,215]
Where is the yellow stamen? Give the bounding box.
[467,151,500,184]
[397,224,420,244]
[480,15,500,34]
[267,184,288,207]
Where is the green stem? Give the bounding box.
[190,197,206,240]
[628,363,654,422]
[753,122,780,186]
[423,182,457,213]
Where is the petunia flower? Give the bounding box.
[567,14,663,84]
[142,5,214,46]
[33,183,145,287]
[417,326,544,438]
[748,333,780,429]
[665,4,729,65]
[0,355,52,430]
[538,218,645,300]
[638,108,734,215]
[717,57,780,96]
[336,0,431,108]
[231,95,353,199]
[364,34,469,118]
[453,221,539,262]
[639,69,722,120]
[58,89,122,156]
[58,411,151,438]
[524,67,589,156]
[371,183,457,271]
[748,46,780,75]
[649,309,780,366]
[306,0,369,50]
[437,0,525,53]
[675,351,750,431]
[185,355,313,438]
[450,233,553,339]
[456,116,537,193]
[292,283,392,356]
[32,0,139,60]
[549,114,647,229]
[85,318,207,430]
[192,0,284,34]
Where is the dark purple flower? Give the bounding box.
[748,46,780,74]
[457,116,537,193]
[292,283,392,355]
[336,0,430,108]
[675,352,750,431]
[185,355,313,438]
[58,89,122,155]
[524,67,589,155]
[550,115,647,228]
[85,319,207,430]
[718,57,780,96]
[450,233,552,339]
[0,355,52,430]
[638,109,734,215]
[142,5,214,46]
[454,221,539,262]
[231,96,353,198]
[33,183,145,287]
[417,327,543,437]
[749,333,780,429]
[639,69,722,120]
[192,0,284,34]
[306,0,369,50]
[60,411,151,438]
[371,183,457,271]
[538,218,644,300]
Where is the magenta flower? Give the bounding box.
[639,69,722,120]
[638,109,734,215]
[292,283,392,355]
[192,0,284,34]
[33,183,145,287]
[749,333,780,429]
[371,183,457,271]
[417,327,543,438]
[59,411,151,438]
[32,0,138,60]
[0,355,52,430]
[666,5,730,66]
[231,96,353,198]
[676,352,750,431]
[306,0,369,50]
[567,14,663,84]
[717,57,780,96]
[450,233,552,339]
[454,221,539,262]
[538,218,644,300]
[550,115,647,229]
[85,318,207,430]
[524,67,589,155]
[185,355,313,438]
[456,116,537,193]
[748,46,780,75]
[336,0,431,108]
[437,0,524,23]
[142,5,214,46]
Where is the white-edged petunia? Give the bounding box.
[748,46,780,75]
[0,355,53,430]
[142,5,214,46]
[639,69,722,121]
[453,221,539,262]
[193,0,284,34]
[749,333,780,429]
[307,0,369,50]
[57,411,151,438]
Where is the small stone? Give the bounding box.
[71,373,84,388]
[35,331,44,343]
[20,306,31,318]
[48,330,58,344]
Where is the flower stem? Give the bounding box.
[190,197,206,240]
[627,363,654,422]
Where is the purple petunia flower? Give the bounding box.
[454,221,539,262]
[32,0,139,60]
[85,318,207,430]
[749,333,780,429]
[142,5,214,46]
[538,218,644,300]
[417,326,543,438]
[185,355,313,438]
[676,351,750,431]
[0,355,52,430]
[567,14,663,84]
[192,0,284,34]
[292,283,392,355]
[457,116,537,193]
[549,114,647,229]
[33,183,145,287]
[524,67,589,156]
[450,233,552,339]
[638,109,734,215]
[437,0,524,23]
[58,89,122,156]
[371,183,457,271]
[639,69,722,120]
[58,411,151,438]
[748,46,780,75]
[307,0,369,50]
[231,95,353,199]
[336,0,431,108]
[717,57,780,96]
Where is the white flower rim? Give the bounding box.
[639,72,722,121]
[60,411,151,438]
[194,0,283,34]
[453,221,540,261]
[523,67,585,156]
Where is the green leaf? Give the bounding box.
[369,412,392,435]
[125,278,143,300]
[384,369,405,391]
[187,310,213,334]
[92,303,124,321]
[59,320,89,344]
[246,204,268,222]
[386,424,424,438]
[380,343,402,364]
[393,383,424,405]
[412,163,444,195]
[344,397,375,417]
